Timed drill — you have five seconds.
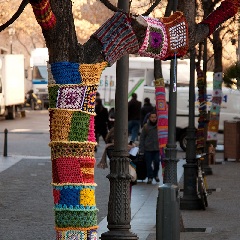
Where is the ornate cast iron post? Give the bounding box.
[180,49,202,210]
[101,1,138,239]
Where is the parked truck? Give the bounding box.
[0,54,25,119]
[30,48,49,108]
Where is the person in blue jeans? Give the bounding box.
[128,93,142,142]
[139,111,160,184]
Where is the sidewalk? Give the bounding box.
[1,147,240,240]
[146,150,240,240]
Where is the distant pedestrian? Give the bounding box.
[140,97,154,127]
[96,91,101,100]
[94,98,109,151]
[128,93,142,143]
[139,111,160,184]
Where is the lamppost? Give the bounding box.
[8,25,15,54]
[100,1,138,239]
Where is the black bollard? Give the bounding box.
[3,128,8,157]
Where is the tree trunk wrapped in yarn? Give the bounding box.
[48,61,107,239]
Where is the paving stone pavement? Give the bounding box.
[147,151,240,240]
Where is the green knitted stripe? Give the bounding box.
[48,85,59,108]
[55,209,98,228]
[69,111,90,141]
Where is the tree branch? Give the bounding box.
[0,0,29,32]
[142,0,162,16]
[98,0,125,13]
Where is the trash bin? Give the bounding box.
[224,120,240,161]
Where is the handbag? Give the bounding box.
[129,162,137,182]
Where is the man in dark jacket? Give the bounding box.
[140,97,154,127]
[139,111,160,184]
[128,93,142,143]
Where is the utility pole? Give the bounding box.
[101,1,138,239]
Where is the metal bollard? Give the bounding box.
[156,183,180,240]
[3,128,8,157]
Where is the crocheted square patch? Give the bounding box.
[57,85,87,110]
[138,16,168,60]
[56,228,98,240]
[161,11,189,59]
[157,99,167,111]
[81,85,98,113]
[51,61,82,84]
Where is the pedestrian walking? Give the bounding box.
[128,93,142,143]
[139,111,160,184]
[140,97,154,127]
[94,98,109,151]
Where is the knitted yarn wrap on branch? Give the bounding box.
[161,11,189,60]
[30,0,56,30]
[138,11,189,60]
[92,12,139,66]
[200,0,239,36]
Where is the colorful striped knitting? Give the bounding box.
[200,0,239,36]
[92,12,139,66]
[48,60,107,239]
[154,78,168,156]
[30,0,56,30]
[207,72,223,141]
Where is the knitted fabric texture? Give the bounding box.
[48,61,106,238]
[161,11,189,60]
[52,157,95,184]
[49,141,96,159]
[79,62,108,85]
[53,185,96,208]
[200,0,239,36]
[56,228,97,240]
[138,16,168,60]
[30,0,56,30]
[49,108,92,142]
[196,65,208,150]
[207,72,223,141]
[154,78,168,155]
[92,12,139,66]
[51,62,82,84]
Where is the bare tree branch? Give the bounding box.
[142,0,162,16]
[98,0,125,13]
[0,0,29,32]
